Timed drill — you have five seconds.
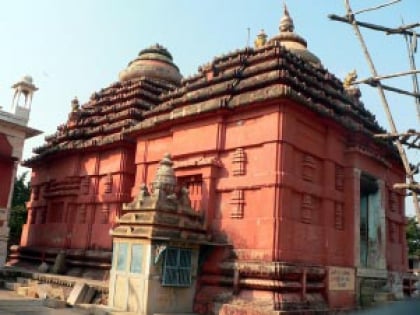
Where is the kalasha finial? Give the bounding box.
[71,97,79,112]
[254,29,268,48]
[280,3,294,33]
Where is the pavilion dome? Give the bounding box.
[119,44,182,85]
[268,5,321,66]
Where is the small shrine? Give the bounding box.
[109,154,207,313]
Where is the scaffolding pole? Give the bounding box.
[337,0,420,220]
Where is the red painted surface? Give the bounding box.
[0,134,14,208]
[22,146,135,251]
[19,42,409,312]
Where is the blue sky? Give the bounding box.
[0,0,418,214]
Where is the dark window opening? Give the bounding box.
[162,247,192,287]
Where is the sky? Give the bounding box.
[0,0,418,214]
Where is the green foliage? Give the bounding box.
[406,216,420,256]
[8,172,30,245]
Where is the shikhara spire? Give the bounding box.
[280,3,294,33]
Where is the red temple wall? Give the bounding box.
[22,146,135,250]
[278,103,406,271]
[278,104,350,266]
[134,105,282,261]
[0,134,14,208]
[0,159,13,208]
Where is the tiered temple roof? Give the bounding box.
[25,8,394,167]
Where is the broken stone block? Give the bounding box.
[16,286,29,296]
[83,286,97,304]
[51,250,67,274]
[50,287,65,300]
[38,261,49,273]
[36,283,53,299]
[67,282,88,305]
[4,282,21,291]
[27,286,38,298]
[16,277,29,284]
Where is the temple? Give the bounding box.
[14,6,412,313]
[0,75,40,266]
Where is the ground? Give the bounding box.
[0,289,89,315]
[1,287,419,315]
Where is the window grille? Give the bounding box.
[162,247,192,287]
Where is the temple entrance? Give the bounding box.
[359,173,381,268]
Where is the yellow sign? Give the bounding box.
[329,267,355,291]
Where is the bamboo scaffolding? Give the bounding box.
[338,0,420,220]
[375,131,420,149]
[328,14,419,37]
[353,0,401,15]
[353,69,420,84]
[402,18,420,123]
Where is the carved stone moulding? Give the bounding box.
[78,204,87,224]
[334,202,344,230]
[230,189,245,219]
[389,190,399,213]
[335,165,344,191]
[104,173,113,194]
[232,148,246,176]
[302,154,316,182]
[101,203,110,224]
[301,193,314,224]
[81,176,90,195]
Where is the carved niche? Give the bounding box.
[389,190,399,213]
[230,189,245,219]
[302,154,316,182]
[78,204,87,224]
[334,202,344,230]
[335,165,344,191]
[101,203,110,224]
[104,173,113,194]
[301,194,315,224]
[232,148,247,176]
[81,176,90,195]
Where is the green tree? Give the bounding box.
[406,216,420,256]
[8,172,30,246]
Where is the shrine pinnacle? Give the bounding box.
[119,43,182,85]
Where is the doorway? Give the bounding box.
[359,173,380,268]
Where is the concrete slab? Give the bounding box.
[67,282,89,305]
